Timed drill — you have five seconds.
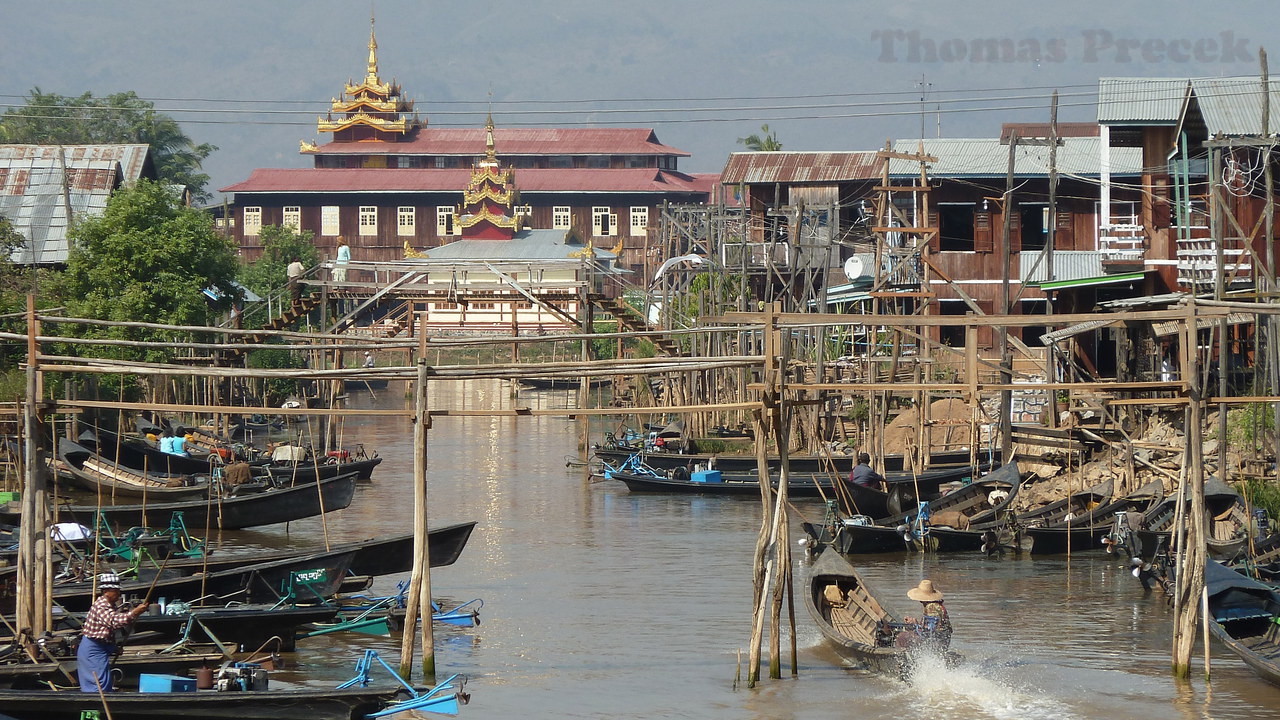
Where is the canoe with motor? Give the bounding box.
[803,548,961,677]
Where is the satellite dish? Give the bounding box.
[843,256,865,281]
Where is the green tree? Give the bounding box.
[57,180,240,363]
[0,88,217,202]
[736,124,782,152]
[238,225,320,301]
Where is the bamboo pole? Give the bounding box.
[399,313,436,683]
[16,294,48,639]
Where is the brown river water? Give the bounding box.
[196,379,1279,719]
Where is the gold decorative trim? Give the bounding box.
[403,240,429,259]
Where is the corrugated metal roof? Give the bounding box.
[307,128,690,156]
[419,229,617,261]
[887,137,1142,178]
[1097,78,1188,125]
[221,168,713,195]
[0,144,151,265]
[1190,78,1280,137]
[719,152,883,184]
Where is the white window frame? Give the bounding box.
[359,206,378,236]
[514,205,532,221]
[436,206,457,236]
[629,206,648,236]
[282,206,301,230]
[434,157,447,169]
[397,206,416,236]
[243,206,262,237]
[592,206,616,237]
[321,205,340,236]
[553,206,571,230]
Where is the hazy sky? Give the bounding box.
[3,1,1278,201]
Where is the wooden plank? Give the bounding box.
[870,227,938,234]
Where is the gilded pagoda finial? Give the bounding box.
[366,14,379,82]
[484,112,497,162]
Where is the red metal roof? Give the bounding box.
[719,152,883,184]
[305,128,690,157]
[221,168,713,195]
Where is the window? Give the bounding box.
[514,205,532,220]
[397,206,416,236]
[433,301,457,310]
[359,206,377,236]
[553,206,571,230]
[436,206,457,236]
[592,206,617,237]
[243,207,262,237]
[937,204,975,252]
[321,206,340,235]
[628,156,649,168]
[629,206,648,236]
[472,302,496,310]
[549,156,573,168]
[397,156,413,168]
[434,157,447,169]
[282,206,301,230]
[586,156,609,168]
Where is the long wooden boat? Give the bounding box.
[0,646,228,690]
[80,430,233,476]
[1024,480,1165,555]
[129,605,341,653]
[260,455,382,483]
[1015,479,1113,528]
[0,683,424,720]
[804,549,960,676]
[1133,480,1257,561]
[595,444,974,475]
[609,462,979,507]
[0,473,358,531]
[1205,558,1280,687]
[802,464,1021,554]
[125,522,476,580]
[47,548,358,613]
[57,438,208,501]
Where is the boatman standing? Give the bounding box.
[77,572,149,692]
[848,453,885,492]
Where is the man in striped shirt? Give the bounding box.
[76,573,149,692]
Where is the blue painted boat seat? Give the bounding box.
[1214,606,1275,623]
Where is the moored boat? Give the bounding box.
[56,438,208,501]
[1205,558,1280,687]
[0,473,359,531]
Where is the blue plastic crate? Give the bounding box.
[138,673,197,693]
[691,470,722,483]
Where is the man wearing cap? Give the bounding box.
[902,579,952,649]
[76,573,149,692]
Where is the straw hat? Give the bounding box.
[97,572,121,591]
[906,579,943,602]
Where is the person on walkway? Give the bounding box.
[77,572,149,692]
[333,240,351,283]
[287,257,306,303]
[848,452,885,492]
[362,351,375,369]
[902,579,952,649]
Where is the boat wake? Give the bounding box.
[897,652,1077,720]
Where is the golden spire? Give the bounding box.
[366,14,379,83]
[484,112,497,163]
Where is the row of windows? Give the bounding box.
[242,205,649,237]
[317,155,671,170]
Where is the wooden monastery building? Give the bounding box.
[219,22,717,280]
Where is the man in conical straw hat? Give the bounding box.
[903,579,952,647]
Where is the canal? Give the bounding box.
[210,379,1280,718]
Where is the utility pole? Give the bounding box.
[999,132,1018,465]
[1046,92,1060,426]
